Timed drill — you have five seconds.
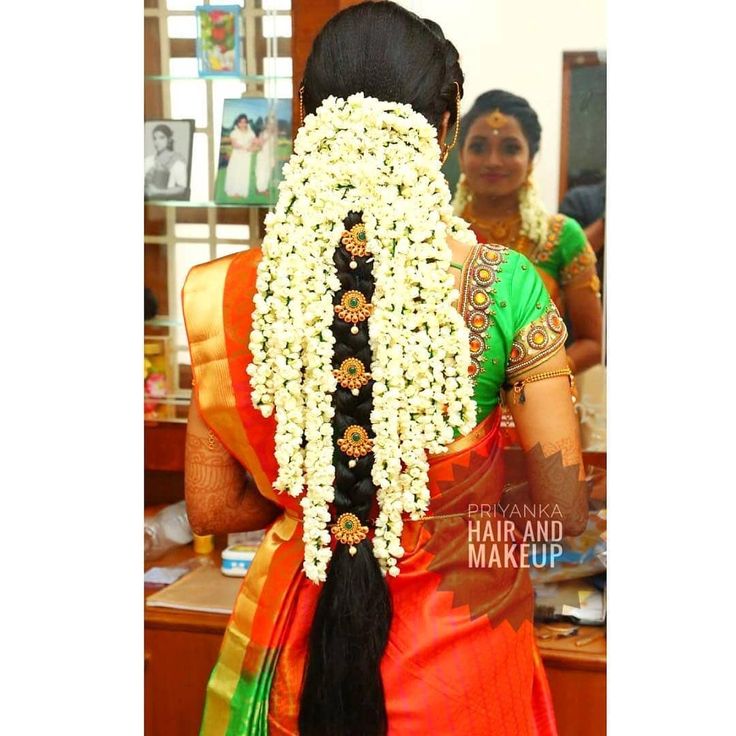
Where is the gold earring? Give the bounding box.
[441,81,462,165]
[299,85,305,127]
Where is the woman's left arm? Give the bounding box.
[504,348,589,537]
[559,221,603,373]
[563,277,603,373]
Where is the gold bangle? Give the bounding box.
[566,354,577,375]
[505,368,574,405]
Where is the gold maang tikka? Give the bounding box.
[484,109,509,135]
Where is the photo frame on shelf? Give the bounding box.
[195,5,242,77]
[214,98,292,206]
[144,336,174,420]
[144,119,194,202]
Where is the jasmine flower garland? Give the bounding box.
[247,93,478,583]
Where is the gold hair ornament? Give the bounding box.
[337,425,373,458]
[333,358,371,395]
[340,223,370,257]
[440,81,462,164]
[331,512,370,556]
[335,290,373,325]
[485,109,509,135]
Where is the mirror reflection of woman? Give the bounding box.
[225,114,255,198]
[454,90,603,375]
[144,124,188,199]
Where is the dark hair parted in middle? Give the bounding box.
[296,3,464,736]
[459,89,543,158]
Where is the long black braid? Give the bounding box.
[298,212,391,736]
[296,3,464,735]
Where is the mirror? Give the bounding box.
[398,0,607,450]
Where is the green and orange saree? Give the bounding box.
[183,241,567,735]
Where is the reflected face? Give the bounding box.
[152,130,169,153]
[460,114,531,198]
[237,117,249,129]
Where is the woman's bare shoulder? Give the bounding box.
[446,235,475,265]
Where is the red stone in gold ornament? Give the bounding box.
[470,312,488,330]
[509,342,525,363]
[546,310,564,334]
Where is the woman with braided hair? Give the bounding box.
[453,90,603,376]
[182,3,587,735]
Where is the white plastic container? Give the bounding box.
[221,544,257,577]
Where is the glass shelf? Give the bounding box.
[145,393,192,406]
[145,199,275,209]
[145,74,292,82]
[145,317,184,328]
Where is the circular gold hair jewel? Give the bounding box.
[341,223,370,257]
[485,109,509,134]
[333,358,371,392]
[335,290,373,324]
[337,425,373,458]
[331,512,369,555]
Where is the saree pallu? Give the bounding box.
[183,250,558,736]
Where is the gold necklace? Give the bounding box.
[466,205,522,246]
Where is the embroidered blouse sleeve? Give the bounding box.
[558,216,598,290]
[505,254,568,380]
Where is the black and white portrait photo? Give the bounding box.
[144,119,194,201]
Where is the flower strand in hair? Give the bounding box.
[518,172,549,246]
[247,93,477,583]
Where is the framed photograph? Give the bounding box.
[144,336,174,420]
[214,98,292,206]
[195,5,242,77]
[144,119,194,202]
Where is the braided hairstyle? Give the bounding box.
[458,89,543,157]
[297,4,463,735]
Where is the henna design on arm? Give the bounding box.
[184,405,281,535]
[522,439,589,537]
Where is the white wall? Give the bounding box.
[396,0,606,207]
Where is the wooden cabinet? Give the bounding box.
[145,609,225,736]
[538,629,606,735]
